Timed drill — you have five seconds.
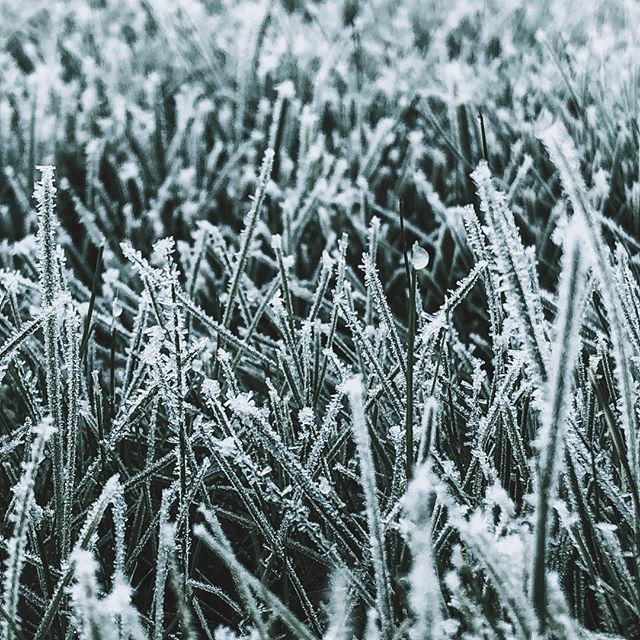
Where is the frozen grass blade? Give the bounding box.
[33,166,65,512]
[323,569,352,640]
[531,217,589,631]
[62,305,81,558]
[196,514,315,640]
[472,161,548,390]
[1,417,55,640]
[540,123,639,489]
[153,488,175,640]
[33,476,123,640]
[360,253,404,371]
[344,375,393,640]
[198,507,268,637]
[222,148,274,329]
[402,463,443,640]
[0,295,68,381]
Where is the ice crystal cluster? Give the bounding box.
[0,1,639,638]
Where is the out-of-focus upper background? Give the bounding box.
[2,0,639,311]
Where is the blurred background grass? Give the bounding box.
[2,0,639,316]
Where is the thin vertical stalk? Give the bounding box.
[406,268,416,478]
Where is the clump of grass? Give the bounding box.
[1,1,640,638]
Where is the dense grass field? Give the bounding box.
[1,0,640,638]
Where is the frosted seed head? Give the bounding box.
[112,299,123,319]
[596,522,617,534]
[270,291,285,316]
[450,544,464,568]
[388,424,402,442]
[298,407,314,427]
[550,205,568,247]
[411,242,429,270]
[1,271,20,294]
[202,378,220,398]
[470,160,491,188]
[217,436,236,457]
[151,237,175,263]
[33,415,56,441]
[11,235,37,256]
[225,391,259,417]
[318,476,331,495]
[444,569,461,591]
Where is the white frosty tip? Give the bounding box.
[70,548,98,576]
[470,159,491,184]
[271,234,282,250]
[341,375,363,395]
[276,80,296,99]
[536,120,581,169]
[562,209,596,267]
[321,250,334,269]
[103,581,133,615]
[33,415,56,441]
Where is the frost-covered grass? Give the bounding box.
[1,0,640,638]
